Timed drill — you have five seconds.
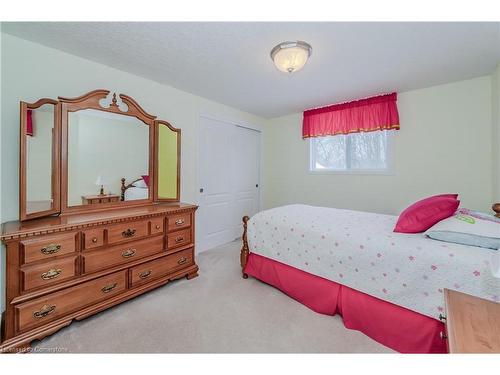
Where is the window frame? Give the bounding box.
[308,131,395,175]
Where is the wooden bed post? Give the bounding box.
[241,216,250,279]
[121,177,143,201]
[120,178,126,201]
[493,203,500,218]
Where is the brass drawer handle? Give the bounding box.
[92,237,98,243]
[122,248,136,258]
[439,314,447,322]
[121,228,136,238]
[178,257,188,265]
[155,225,161,230]
[175,236,184,243]
[175,219,185,226]
[33,304,56,319]
[440,331,448,340]
[40,244,61,255]
[41,268,62,280]
[101,283,118,293]
[139,270,152,279]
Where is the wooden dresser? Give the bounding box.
[443,289,500,353]
[3,89,195,352]
[0,203,198,352]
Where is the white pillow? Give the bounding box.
[457,208,500,224]
[425,212,500,250]
[132,179,148,189]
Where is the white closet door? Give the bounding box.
[198,117,260,253]
[232,126,260,239]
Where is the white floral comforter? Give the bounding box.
[247,204,500,319]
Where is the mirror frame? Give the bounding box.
[60,89,157,214]
[19,98,61,221]
[18,89,181,220]
[154,119,181,202]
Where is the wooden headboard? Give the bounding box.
[120,177,142,201]
[493,203,500,218]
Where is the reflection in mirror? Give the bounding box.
[26,104,55,214]
[67,109,149,207]
[157,122,179,200]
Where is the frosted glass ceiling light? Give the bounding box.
[270,41,312,74]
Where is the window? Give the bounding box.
[310,131,393,173]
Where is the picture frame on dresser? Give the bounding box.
[1,89,198,353]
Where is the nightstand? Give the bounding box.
[442,289,500,353]
[81,194,121,205]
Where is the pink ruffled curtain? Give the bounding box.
[302,93,400,139]
[26,109,34,136]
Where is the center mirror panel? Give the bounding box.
[67,109,150,207]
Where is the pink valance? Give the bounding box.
[302,93,400,138]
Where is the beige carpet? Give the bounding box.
[32,241,393,353]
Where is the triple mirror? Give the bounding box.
[20,90,180,221]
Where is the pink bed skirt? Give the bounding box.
[244,253,447,353]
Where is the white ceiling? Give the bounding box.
[3,22,500,118]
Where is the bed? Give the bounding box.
[240,204,500,353]
[120,177,149,201]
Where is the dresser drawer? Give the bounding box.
[21,256,78,292]
[130,248,194,287]
[82,228,104,250]
[167,228,192,249]
[16,271,127,333]
[107,220,149,244]
[83,236,163,274]
[21,233,77,264]
[167,213,191,232]
[150,217,164,235]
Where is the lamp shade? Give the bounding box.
[270,41,312,74]
[95,175,107,186]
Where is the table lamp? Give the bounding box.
[95,175,107,195]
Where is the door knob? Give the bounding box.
[199,188,204,193]
[256,184,259,188]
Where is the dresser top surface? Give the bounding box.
[445,288,500,353]
[1,202,197,241]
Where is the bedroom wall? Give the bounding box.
[263,76,494,215]
[25,109,54,202]
[0,33,267,314]
[0,26,3,322]
[493,64,500,202]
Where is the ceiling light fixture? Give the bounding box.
[270,41,312,74]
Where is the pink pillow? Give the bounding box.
[394,195,460,233]
[141,175,150,187]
